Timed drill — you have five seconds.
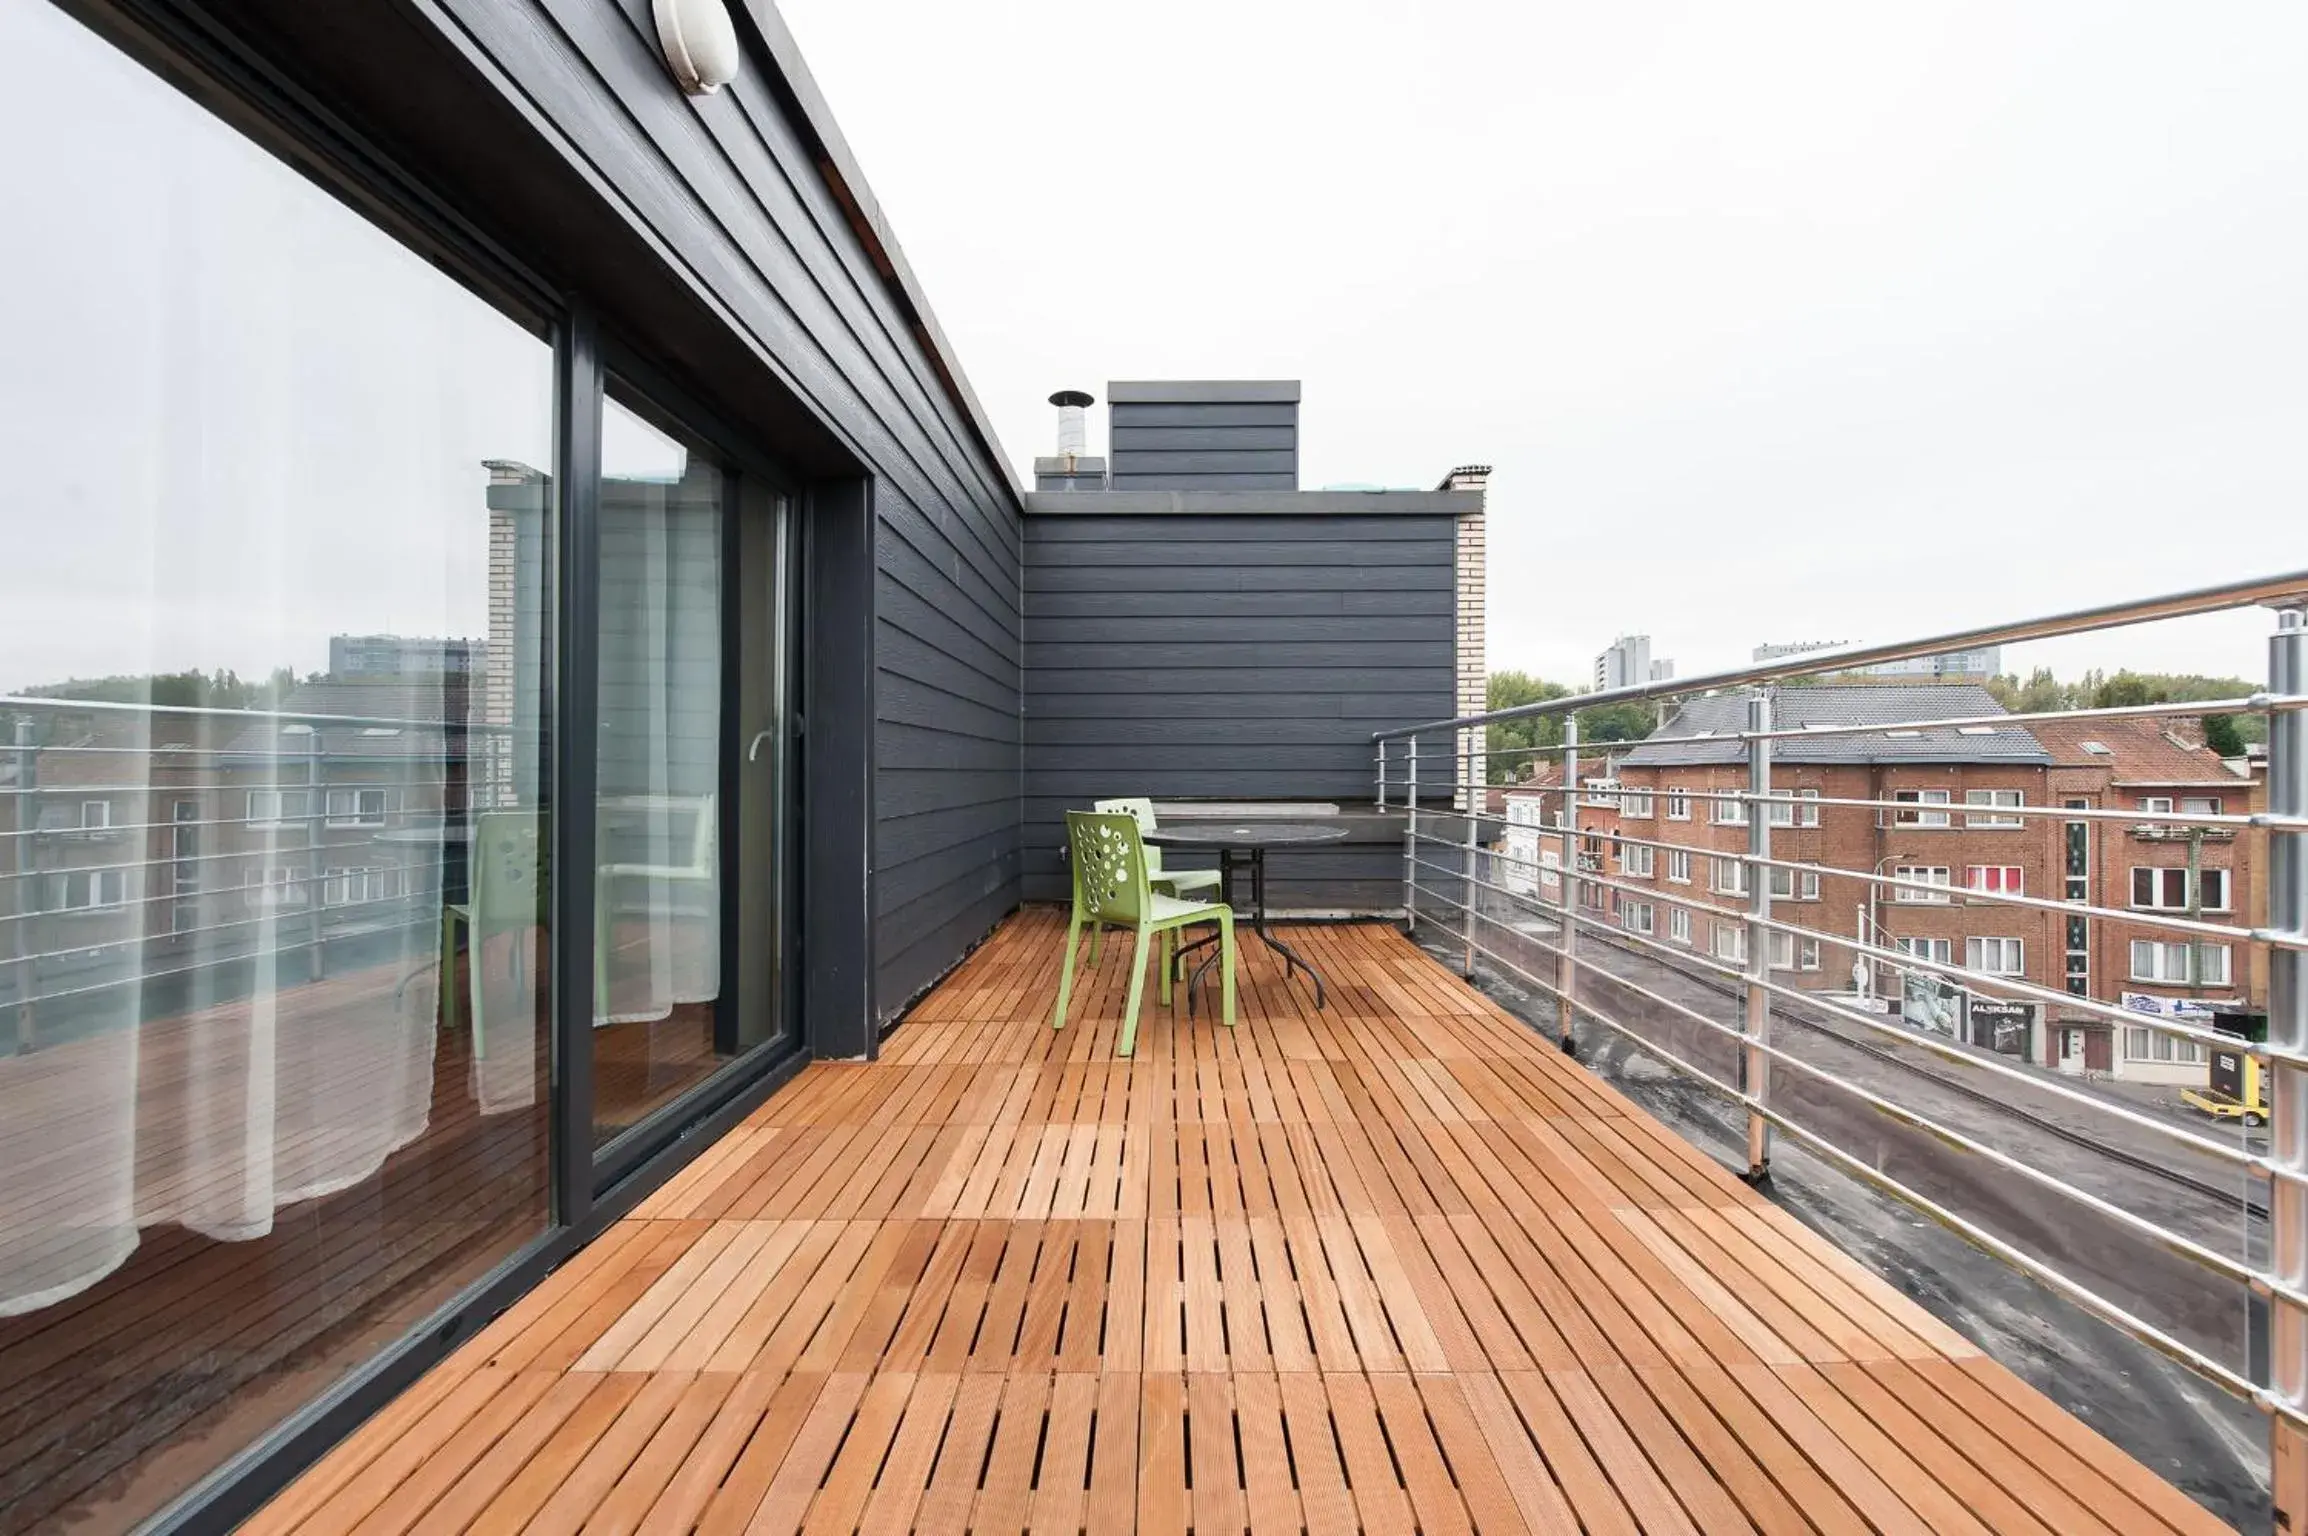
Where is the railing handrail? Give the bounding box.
[1374,566,2308,739]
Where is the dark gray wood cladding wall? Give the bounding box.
[1023,512,1456,908]
[218,0,1033,1027]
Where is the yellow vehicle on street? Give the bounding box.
[2182,1040,2265,1128]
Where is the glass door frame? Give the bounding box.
[579,343,806,1196]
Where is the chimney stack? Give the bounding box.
[1033,389,1107,492]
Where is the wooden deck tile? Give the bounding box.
[255,910,2236,1534]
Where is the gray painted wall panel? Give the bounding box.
[1022,512,1454,904]
[408,0,1027,1024]
[1108,427,1297,451]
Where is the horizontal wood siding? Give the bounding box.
[404,0,1028,1023]
[1023,513,1454,904]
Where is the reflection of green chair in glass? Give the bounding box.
[440,810,546,1056]
[1088,797,1219,963]
[1053,809,1234,1058]
[594,793,716,1022]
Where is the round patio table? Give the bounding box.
[1142,822,1350,1011]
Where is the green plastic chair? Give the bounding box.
[1093,797,1221,899]
[440,809,546,1058]
[1053,809,1234,1057]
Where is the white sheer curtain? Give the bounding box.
[0,696,444,1316]
[593,433,723,1030]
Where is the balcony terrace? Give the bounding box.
[246,911,2223,1534]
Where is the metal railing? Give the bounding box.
[1376,569,2308,1514]
[2,692,536,1055]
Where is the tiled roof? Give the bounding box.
[2032,716,2248,784]
[1618,684,2047,767]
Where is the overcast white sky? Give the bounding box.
[780,0,2307,687]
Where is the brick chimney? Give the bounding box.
[1441,465,1491,804]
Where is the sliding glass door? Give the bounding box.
[590,385,790,1159]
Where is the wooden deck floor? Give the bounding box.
[251,911,2230,1534]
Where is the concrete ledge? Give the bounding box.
[1023,489,1482,518]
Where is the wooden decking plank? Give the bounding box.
[245,913,2229,1536]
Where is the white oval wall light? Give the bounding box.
[653,0,741,96]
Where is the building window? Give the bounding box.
[1622,901,1654,936]
[80,799,112,830]
[1768,931,1821,971]
[1966,866,2023,897]
[1620,789,1653,819]
[2139,795,2174,815]
[2131,941,2230,986]
[245,867,310,910]
[1966,937,2025,976]
[246,789,309,827]
[1713,856,1750,896]
[1892,865,1952,903]
[1796,788,1821,827]
[2123,1027,2207,1066]
[1667,848,1692,884]
[2179,796,2222,816]
[1669,908,1693,945]
[1621,842,1655,877]
[1893,788,1951,827]
[1711,791,1748,825]
[1762,789,1823,827]
[323,866,403,908]
[1665,787,1690,821]
[1766,866,1820,900]
[49,870,127,911]
[324,787,389,828]
[1895,936,1954,965]
[1713,922,1747,963]
[1963,789,2024,828]
[2131,868,2229,912]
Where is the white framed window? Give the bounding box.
[1895,936,1953,965]
[325,787,389,828]
[1768,931,1822,971]
[2139,795,2174,815]
[1667,848,1692,884]
[1892,865,1952,903]
[1620,842,1655,877]
[1766,866,1820,900]
[2131,867,2228,912]
[1966,937,2025,975]
[80,800,112,830]
[246,866,310,909]
[1620,789,1654,819]
[1963,789,2025,828]
[2179,795,2222,816]
[1893,788,1951,828]
[324,866,403,907]
[1713,922,1747,963]
[1966,866,2023,897]
[1712,856,1750,896]
[1711,791,1748,825]
[2131,940,2230,985]
[1622,901,1655,936]
[247,789,308,827]
[49,869,126,911]
[2123,1027,2207,1066]
[1666,787,1691,821]
[1669,907,1692,945]
[1765,790,1821,827]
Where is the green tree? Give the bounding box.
[1484,670,1571,784]
[2202,714,2246,758]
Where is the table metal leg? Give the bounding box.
[1185,845,1332,1013]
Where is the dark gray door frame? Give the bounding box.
[802,475,877,1060]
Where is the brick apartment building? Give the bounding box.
[1497,685,2264,1087]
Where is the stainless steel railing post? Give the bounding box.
[1403,736,1418,932]
[1557,717,1580,1049]
[1374,738,1387,811]
[1461,739,1479,978]
[2269,606,2308,1527]
[1744,692,1773,1180]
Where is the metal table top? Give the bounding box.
[1140,822,1352,850]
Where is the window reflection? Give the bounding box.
[0,5,554,1530]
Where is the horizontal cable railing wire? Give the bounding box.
[1378,577,2308,1473]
